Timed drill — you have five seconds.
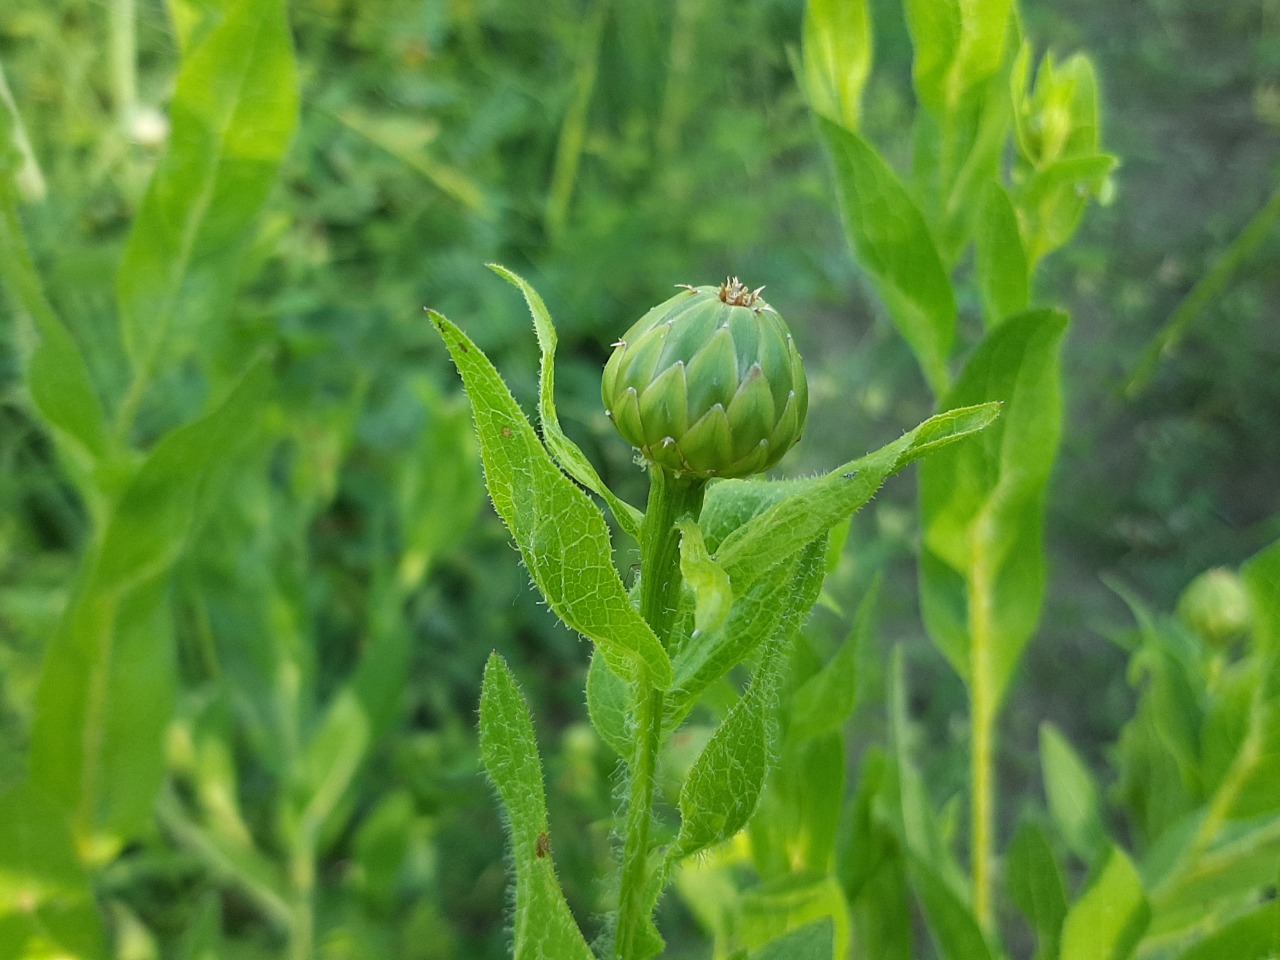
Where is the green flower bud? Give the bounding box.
[602,278,808,479]
[1177,567,1253,649]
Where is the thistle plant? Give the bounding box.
[430,265,999,959]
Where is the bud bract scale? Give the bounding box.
[602,278,808,479]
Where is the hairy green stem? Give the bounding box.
[614,468,704,960]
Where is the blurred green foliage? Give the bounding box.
[0,0,1277,957]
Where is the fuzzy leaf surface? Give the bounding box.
[488,263,644,540]
[431,311,671,687]
[717,403,1000,593]
[478,654,594,960]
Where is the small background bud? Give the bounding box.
[1177,567,1253,648]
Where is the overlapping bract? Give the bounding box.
[602,284,808,479]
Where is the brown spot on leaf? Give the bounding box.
[536,831,550,858]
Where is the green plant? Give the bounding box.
[803,0,1114,940]
[431,264,999,959]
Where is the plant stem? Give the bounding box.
[614,468,705,960]
[969,515,998,932]
[1127,181,1280,397]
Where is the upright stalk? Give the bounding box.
[969,523,997,931]
[614,468,705,960]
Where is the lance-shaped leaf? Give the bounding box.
[667,539,827,731]
[1041,723,1106,863]
[488,263,644,540]
[118,0,298,377]
[818,117,956,395]
[716,403,1000,593]
[430,311,671,688]
[1060,846,1149,960]
[479,654,594,960]
[976,179,1030,327]
[671,643,789,861]
[28,363,268,863]
[920,309,1067,708]
[905,0,1014,115]
[0,129,106,466]
[802,0,872,129]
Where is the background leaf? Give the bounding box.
[1041,723,1107,862]
[1060,846,1149,960]
[117,0,298,380]
[27,363,267,861]
[817,117,956,394]
[920,309,1068,707]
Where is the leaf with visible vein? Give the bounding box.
[716,403,1000,593]
[118,0,298,378]
[488,263,645,541]
[28,363,268,861]
[430,310,671,688]
[920,310,1066,707]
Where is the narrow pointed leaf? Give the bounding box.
[976,180,1030,327]
[118,0,298,375]
[716,403,1000,593]
[28,363,268,861]
[677,517,733,638]
[818,117,956,394]
[1060,846,1149,960]
[488,263,644,540]
[479,654,594,960]
[431,311,671,688]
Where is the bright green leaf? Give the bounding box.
[118,0,299,379]
[818,117,956,394]
[1060,846,1149,960]
[0,786,103,960]
[430,310,671,688]
[739,874,850,959]
[28,363,268,861]
[976,180,1030,327]
[488,263,644,541]
[802,0,872,129]
[920,310,1068,708]
[668,539,826,731]
[677,517,733,638]
[1041,723,1107,862]
[478,654,594,960]
[718,403,1000,593]
[673,644,787,860]
[750,917,835,960]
